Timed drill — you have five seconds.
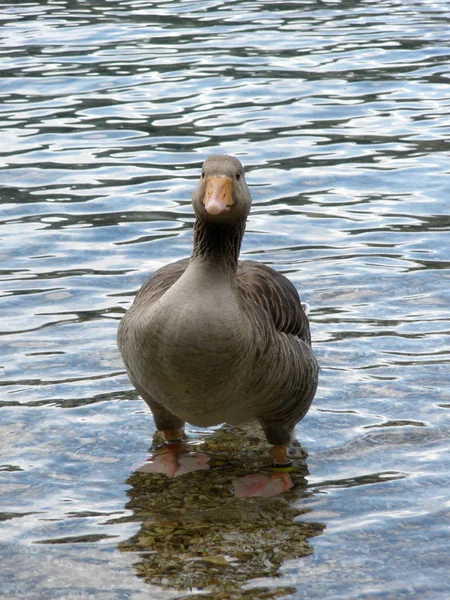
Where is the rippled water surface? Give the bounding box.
[1,1,450,598]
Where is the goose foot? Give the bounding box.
[233,472,293,498]
[137,440,210,478]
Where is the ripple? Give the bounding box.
[1,0,450,598]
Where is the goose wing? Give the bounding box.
[237,260,312,345]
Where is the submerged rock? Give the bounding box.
[119,424,324,598]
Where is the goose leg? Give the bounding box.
[269,445,293,471]
[136,398,209,477]
[161,427,185,444]
[261,422,294,470]
[144,397,186,438]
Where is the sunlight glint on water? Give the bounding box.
[1,1,449,599]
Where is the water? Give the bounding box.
[1,0,449,598]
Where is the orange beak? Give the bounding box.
[203,176,234,215]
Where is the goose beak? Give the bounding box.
[203,176,234,215]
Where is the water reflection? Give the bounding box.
[120,425,324,599]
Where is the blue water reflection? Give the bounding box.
[1,0,449,598]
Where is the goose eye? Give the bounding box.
[236,172,241,180]
[201,172,205,179]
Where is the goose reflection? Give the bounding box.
[120,424,324,599]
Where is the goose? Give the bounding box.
[118,154,319,480]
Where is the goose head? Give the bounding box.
[192,155,252,224]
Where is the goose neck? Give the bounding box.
[191,217,245,273]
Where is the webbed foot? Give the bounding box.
[233,472,293,498]
[137,443,210,478]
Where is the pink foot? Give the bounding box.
[137,448,210,478]
[233,473,294,498]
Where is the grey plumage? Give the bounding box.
[117,155,318,449]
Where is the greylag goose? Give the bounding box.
[118,154,318,474]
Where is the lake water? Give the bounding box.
[1,1,450,598]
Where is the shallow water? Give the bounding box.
[1,0,450,598]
